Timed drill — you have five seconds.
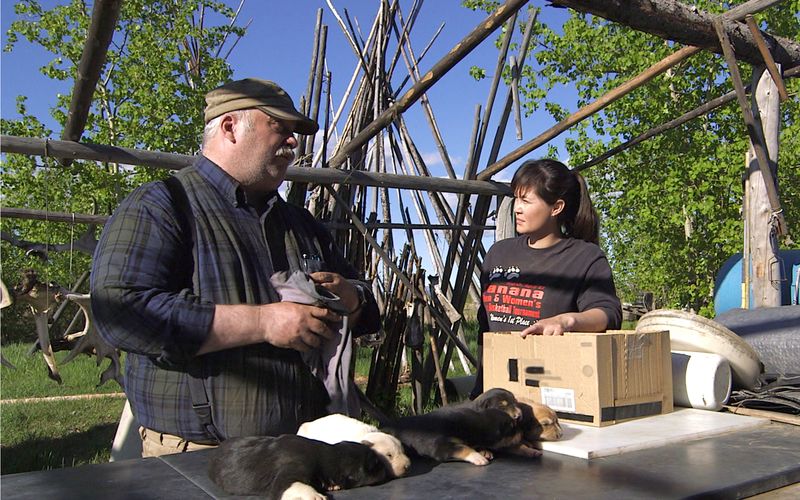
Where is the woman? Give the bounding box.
[471,159,622,397]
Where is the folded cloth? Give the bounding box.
[270,269,350,314]
[270,270,360,416]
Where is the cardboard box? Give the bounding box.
[483,330,673,426]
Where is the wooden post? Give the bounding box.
[496,195,516,241]
[746,66,782,308]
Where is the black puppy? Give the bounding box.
[208,434,388,499]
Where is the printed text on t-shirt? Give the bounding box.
[483,282,545,325]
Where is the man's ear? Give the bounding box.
[219,114,237,142]
[551,199,565,217]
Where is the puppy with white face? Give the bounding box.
[298,413,411,478]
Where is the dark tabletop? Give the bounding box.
[3,422,799,499]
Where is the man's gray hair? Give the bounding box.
[202,109,256,148]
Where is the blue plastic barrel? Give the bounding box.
[714,250,800,315]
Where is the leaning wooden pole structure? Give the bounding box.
[327,0,528,169]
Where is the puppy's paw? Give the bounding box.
[464,450,491,466]
[281,482,326,500]
[512,443,543,458]
[464,448,496,466]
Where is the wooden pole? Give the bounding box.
[445,10,538,311]
[289,20,327,206]
[477,45,701,180]
[714,17,786,237]
[0,135,511,196]
[445,11,517,284]
[550,0,800,67]
[302,9,323,116]
[390,17,488,297]
[475,10,518,167]
[1,205,492,232]
[746,66,783,307]
[442,9,519,295]
[574,66,800,172]
[744,15,790,102]
[393,15,457,179]
[325,0,373,80]
[61,0,123,144]
[443,106,483,285]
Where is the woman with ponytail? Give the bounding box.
[471,159,621,397]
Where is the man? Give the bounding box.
[91,78,380,457]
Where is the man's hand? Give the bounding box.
[309,271,361,314]
[200,301,341,355]
[258,302,340,352]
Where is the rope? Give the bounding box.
[69,212,75,281]
[43,139,52,313]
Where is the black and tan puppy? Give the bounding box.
[208,434,388,499]
[380,387,545,464]
[488,401,562,458]
[454,387,523,421]
[382,407,523,465]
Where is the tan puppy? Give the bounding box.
[298,414,411,478]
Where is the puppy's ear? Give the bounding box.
[360,439,375,448]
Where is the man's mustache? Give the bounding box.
[276,147,295,161]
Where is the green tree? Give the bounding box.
[1,0,245,340]
[464,0,799,315]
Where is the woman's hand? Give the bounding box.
[517,308,610,337]
[518,314,575,337]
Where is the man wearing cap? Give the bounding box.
[91,78,380,457]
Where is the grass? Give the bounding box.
[1,396,125,474]
[1,343,124,399]
[1,342,126,475]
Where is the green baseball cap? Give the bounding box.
[204,78,319,135]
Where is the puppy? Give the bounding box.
[519,400,563,443]
[490,401,561,458]
[208,434,388,499]
[451,387,523,421]
[297,414,411,477]
[382,407,526,466]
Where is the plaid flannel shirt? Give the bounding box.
[91,155,378,441]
